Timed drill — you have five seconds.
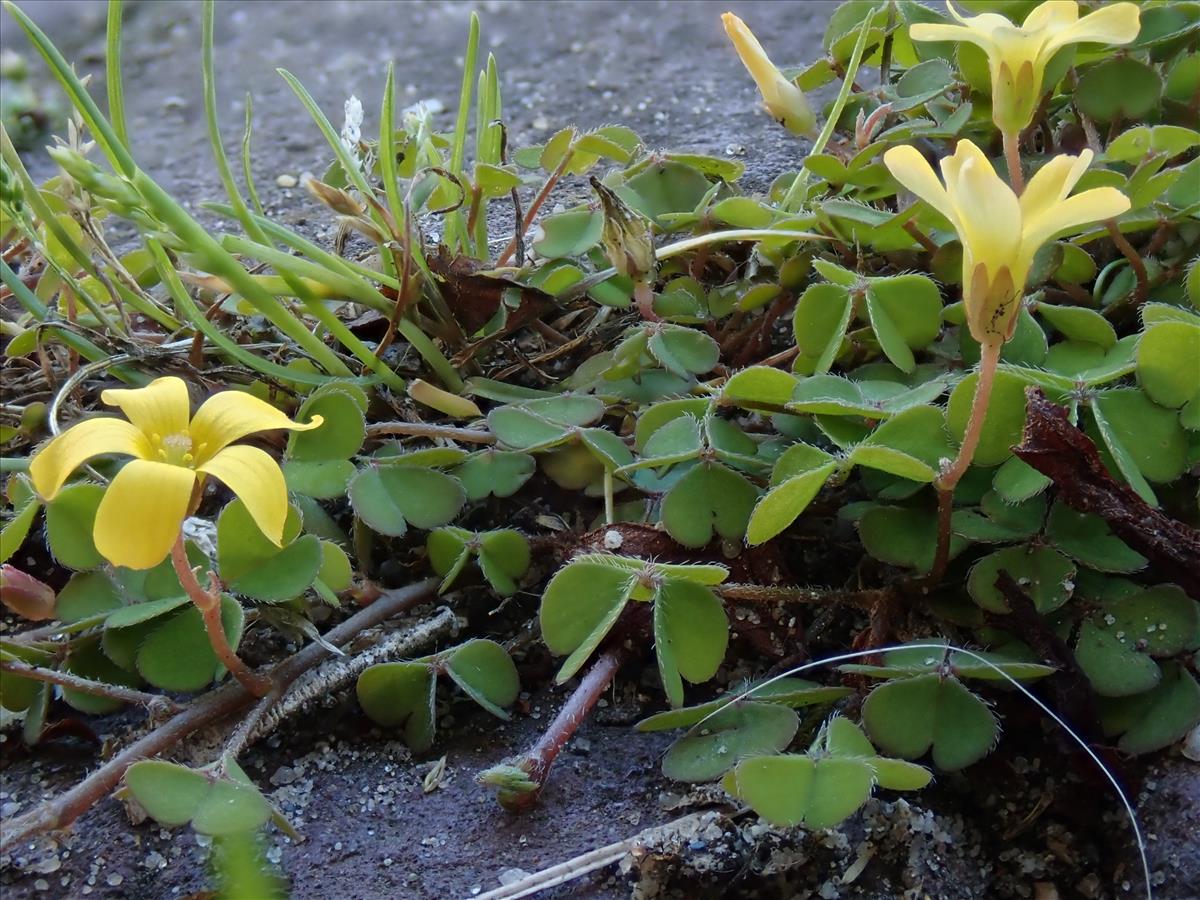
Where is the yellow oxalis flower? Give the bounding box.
[911,1,1140,134]
[722,12,817,138]
[30,377,322,570]
[884,139,1129,345]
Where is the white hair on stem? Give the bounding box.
[697,641,1153,900]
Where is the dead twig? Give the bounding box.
[0,579,437,851]
[366,420,495,444]
[0,659,181,712]
[1013,387,1200,598]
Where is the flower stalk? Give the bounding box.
[170,535,270,698]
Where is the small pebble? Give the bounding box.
[276,174,298,188]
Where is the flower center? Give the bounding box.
[153,432,197,467]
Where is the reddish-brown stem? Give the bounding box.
[719,583,884,611]
[375,217,414,361]
[0,579,437,851]
[502,644,630,812]
[928,338,1003,585]
[170,535,270,698]
[0,659,180,711]
[1003,131,1024,195]
[903,220,939,255]
[1106,219,1149,307]
[634,281,660,322]
[496,153,572,266]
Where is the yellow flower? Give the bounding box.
[30,377,322,570]
[722,12,817,138]
[884,139,1129,345]
[911,1,1140,134]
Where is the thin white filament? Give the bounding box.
[699,641,1153,900]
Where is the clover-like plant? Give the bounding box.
[26,377,321,694]
[356,639,520,752]
[427,526,530,595]
[122,755,287,838]
[540,554,729,707]
[722,716,931,830]
[636,677,853,782]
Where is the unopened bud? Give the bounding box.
[47,146,141,206]
[591,177,655,282]
[304,176,364,216]
[336,214,387,246]
[0,564,57,621]
[0,159,23,212]
[722,12,817,138]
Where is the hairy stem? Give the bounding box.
[929,338,1003,584]
[1003,130,1024,194]
[366,420,495,444]
[170,535,270,697]
[503,644,629,812]
[1106,219,1149,307]
[496,152,572,267]
[0,659,180,711]
[0,579,437,851]
[719,583,884,611]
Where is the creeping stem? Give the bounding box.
[170,535,271,697]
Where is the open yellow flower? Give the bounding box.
[884,139,1129,345]
[722,12,817,138]
[911,1,1140,135]
[30,377,322,570]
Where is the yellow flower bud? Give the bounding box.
[721,12,817,138]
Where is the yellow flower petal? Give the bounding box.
[29,417,150,501]
[945,142,1022,269]
[909,22,994,50]
[945,0,1016,36]
[93,459,196,570]
[1020,149,1092,224]
[1043,2,1140,57]
[100,376,191,439]
[883,145,960,227]
[1021,187,1131,255]
[1022,0,1077,34]
[196,445,289,546]
[188,389,323,465]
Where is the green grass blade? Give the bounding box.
[241,94,265,218]
[3,0,134,175]
[300,299,406,391]
[132,170,353,377]
[105,0,128,147]
[202,0,268,245]
[0,129,124,333]
[276,68,373,198]
[220,234,393,311]
[782,7,877,213]
[0,258,139,381]
[380,63,406,234]
[442,11,479,254]
[450,12,480,179]
[206,204,399,290]
[221,234,461,391]
[275,67,397,277]
[145,240,350,388]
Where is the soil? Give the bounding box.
[2,2,1198,899]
